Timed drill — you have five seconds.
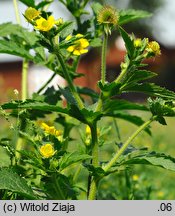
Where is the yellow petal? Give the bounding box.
[73,50,81,55]
[67,46,74,52]
[65,35,72,41]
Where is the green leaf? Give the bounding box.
[77,87,99,102]
[0,168,37,199]
[58,87,77,105]
[122,70,157,87]
[58,22,75,38]
[119,27,134,58]
[90,38,102,47]
[1,100,68,114]
[59,152,91,171]
[0,40,33,59]
[69,105,102,124]
[148,97,175,125]
[123,83,175,100]
[91,2,103,14]
[104,112,151,135]
[44,173,77,199]
[103,99,148,113]
[0,23,38,46]
[19,0,35,7]
[119,9,152,25]
[122,152,175,172]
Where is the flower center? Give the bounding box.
[42,20,48,27]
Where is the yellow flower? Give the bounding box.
[39,143,55,158]
[41,122,63,137]
[55,18,64,25]
[24,7,40,21]
[35,16,55,31]
[66,34,89,56]
[132,175,139,181]
[134,38,142,48]
[146,41,161,56]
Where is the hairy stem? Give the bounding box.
[56,53,84,109]
[101,33,108,85]
[88,123,99,200]
[95,33,108,112]
[103,117,156,172]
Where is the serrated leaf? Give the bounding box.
[0,23,38,46]
[122,152,175,172]
[104,111,151,135]
[0,40,33,59]
[119,27,134,58]
[123,83,175,100]
[58,87,77,105]
[122,70,157,87]
[69,105,102,124]
[19,0,35,7]
[1,100,68,114]
[103,99,148,113]
[59,152,91,171]
[0,168,37,199]
[58,22,75,38]
[119,9,152,25]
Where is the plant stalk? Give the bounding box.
[37,73,56,94]
[56,53,84,109]
[88,123,99,200]
[13,0,21,24]
[101,33,108,85]
[95,33,108,112]
[103,117,155,172]
[21,59,29,100]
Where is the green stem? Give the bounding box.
[73,164,82,183]
[88,123,99,200]
[15,137,23,161]
[13,0,29,101]
[114,67,127,84]
[103,117,155,172]
[56,53,84,109]
[53,173,65,199]
[95,34,108,112]
[113,118,121,141]
[37,73,56,94]
[13,0,21,24]
[95,94,103,112]
[101,33,108,85]
[21,59,29,101]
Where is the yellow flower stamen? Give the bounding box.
[39,143,55,158]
